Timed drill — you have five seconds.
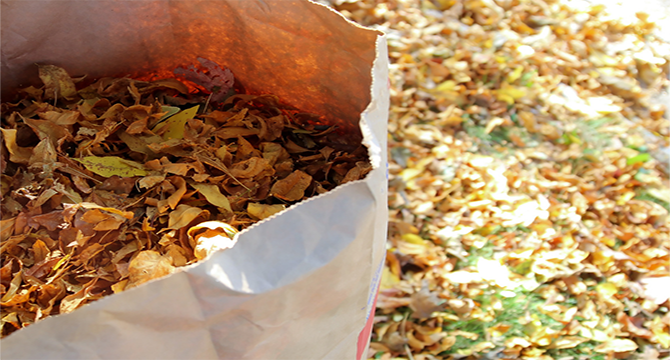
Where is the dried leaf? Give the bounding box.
[0,128,32,164]
[191,183,233,212]
[0,218,16,242]
[138,174,166,189]
[270,170,312,201]
[409,286,444,319]
[167,204,206,230]
[38,64,78,100]
[76,156,148,178]
[126,251,174,289]
[174,58,234,102]
[153,106,199,140]
[594,339,638,353]
[29,138,58,170]
[247,203,285,220]
[166,177,187,210]
[187,221,238,260]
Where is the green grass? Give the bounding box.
[558,118,612,145]
[456,239,495,268]
[635,189,670,212]
[440,287,571,356]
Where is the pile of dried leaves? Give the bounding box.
[329,0,670,359]
[0,59,370,337]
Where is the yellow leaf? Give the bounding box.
[549,336,587,349]
[400,168,422,182]
[652,327,670,348]
[487,323,511,338]
[191,183,233,213]
[433,80,457,92]
[76,156,147,178]
[247,203,285,220]
[153,105,199,140]
[167,204,206,230]
[449,330,479,340]
[79,202,134,219]
[646,187,670,203]
[506,66,524,83]
[596,282,618,297]
[401,233,427,245]
[580,327,611,342]
[469,342,495,353]
[111,279,129,294]
[0,128,32,164]
[495,83,527,105]
[380,266,400,290]
[431,0,456,10]
[38,64,78,100]
[52,252,72,273]
[504,337,532,348]
[594,339,638,353]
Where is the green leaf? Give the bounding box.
[159,106,181,121]
[76,156,147,178]
[626,153,651,165]
[153,106,199,140]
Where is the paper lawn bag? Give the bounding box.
[0,1,389,359]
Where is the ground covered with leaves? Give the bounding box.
[329,0,670,359]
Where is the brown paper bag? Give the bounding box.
[1,0,389,359]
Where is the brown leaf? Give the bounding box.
[167,204,207,230]
[261,142,289,166]
[165,244,189,267]
[126,251,174,289]
[247,203,285,220]
[214,127,259,139]
[28,139,58,170]
[60,278,97,314]
[38,110,80,126]
[235,136,261,161]
[270,170,312,201]
[35,280,66,320]
[1,269,23,303]
[173,57,234,102]
[229,157,273,179]
[32,239,50,264]
[342,161,372,183]
[1,218,16,242]
[138,174,166,190]
[27,210,67,232]
[24,258,60,280]
[259,115,285,141]
[409,286,444,319]
[23,117,72,149]
[93,215,126,231]
[0,128,32,164]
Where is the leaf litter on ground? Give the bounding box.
[326,0,670,359]
[0,60,371,338]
